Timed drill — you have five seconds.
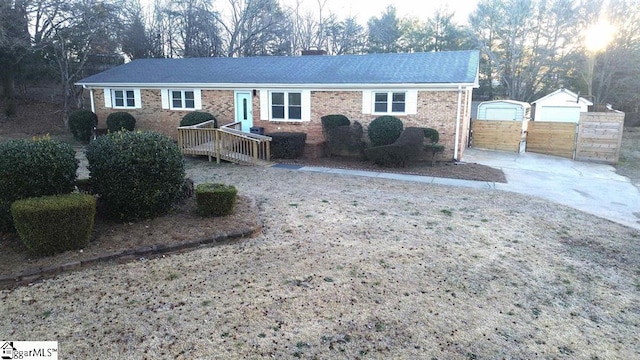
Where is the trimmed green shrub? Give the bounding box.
[423,128,444,166]
[320,114,350,133]
[423,128,440,144]
[69,109,98,142]
[180,111,217,127]
[11,193,96,256]
[86,131,185,221]
[268,132,307,159]
[106,111,136,132]
[365,127,425,167]
[368,116,404,147]
[323,120,365,158]
[0,137,78,232]
[196,183,238,216]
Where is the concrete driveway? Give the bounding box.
[463,148,640,230]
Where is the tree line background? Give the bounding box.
[0,0,638,119]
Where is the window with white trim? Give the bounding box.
[112,89,136,108]
[170,90,196,110]
[373,91,406,114]
[270,91,302,120]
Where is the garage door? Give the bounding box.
[538,106,580,122]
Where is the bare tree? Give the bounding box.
[152,0,222,58]
[0,0,30,115]
[468,0,587,101]
[588,0,640,109]
[31,0,123,120]
[217,0,289,57]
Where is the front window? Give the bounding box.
[112,90,136,108]
[271,91,302,120]
[373,91,406,114]
[171,90,196,109]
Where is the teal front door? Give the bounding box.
[235,91,253,132]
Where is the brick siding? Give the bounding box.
[92,88,472,159]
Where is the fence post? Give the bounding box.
[215,130,221,164]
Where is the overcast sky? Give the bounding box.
[286,0,479,24]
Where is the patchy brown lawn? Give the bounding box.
[1,164,639,359]
[1,99,639,359]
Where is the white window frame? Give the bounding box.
[373,91,407,115]
[161,89,201,111]
[105,88,141,109]
[170,90,196,110]
[261,90,311,122]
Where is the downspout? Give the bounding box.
[453,85,463,161]
[84,85,95,113]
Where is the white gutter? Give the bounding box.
[454,85,463,161]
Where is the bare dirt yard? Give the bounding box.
[1,100,639,359]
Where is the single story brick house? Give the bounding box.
[76,50,479,160]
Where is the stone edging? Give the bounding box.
[0,212,262,291]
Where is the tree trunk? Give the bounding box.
[0,67,17,116]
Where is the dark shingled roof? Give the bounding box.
[77,50,479,86]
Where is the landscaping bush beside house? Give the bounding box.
[268,132,307,159]
[69,109,98,142]
[106,112,136,132]
[180,111,217,127]
[86,131,185,222]
[196,183,238,217]
[321,115,365,158]
[0,137,78,232]
[11,193,96,256]
[367,116,404,147]
[320,114,350,132]
[365,127,426,167]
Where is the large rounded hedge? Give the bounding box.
[320,114,350,132]
[106,112,136,132]
[180,111,217,127]
[0,138,78,232]
[86,131,185,222]
[69,109,98,142]
[368,116,404,147]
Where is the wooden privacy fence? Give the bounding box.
[517,112,624,163]
[471,120,526,152]
[575,112,625,163]
[177,120,272,165]
[526,121,577,159]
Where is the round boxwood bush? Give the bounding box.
[68,109,98,142]
[368,116,404,147]
[180,111,217,127]
[0,137,79,232]
[86,131,185,221]
[106,111,136,132]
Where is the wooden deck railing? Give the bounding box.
[177,120,271,165]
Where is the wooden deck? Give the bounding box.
[177,121,272,166]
